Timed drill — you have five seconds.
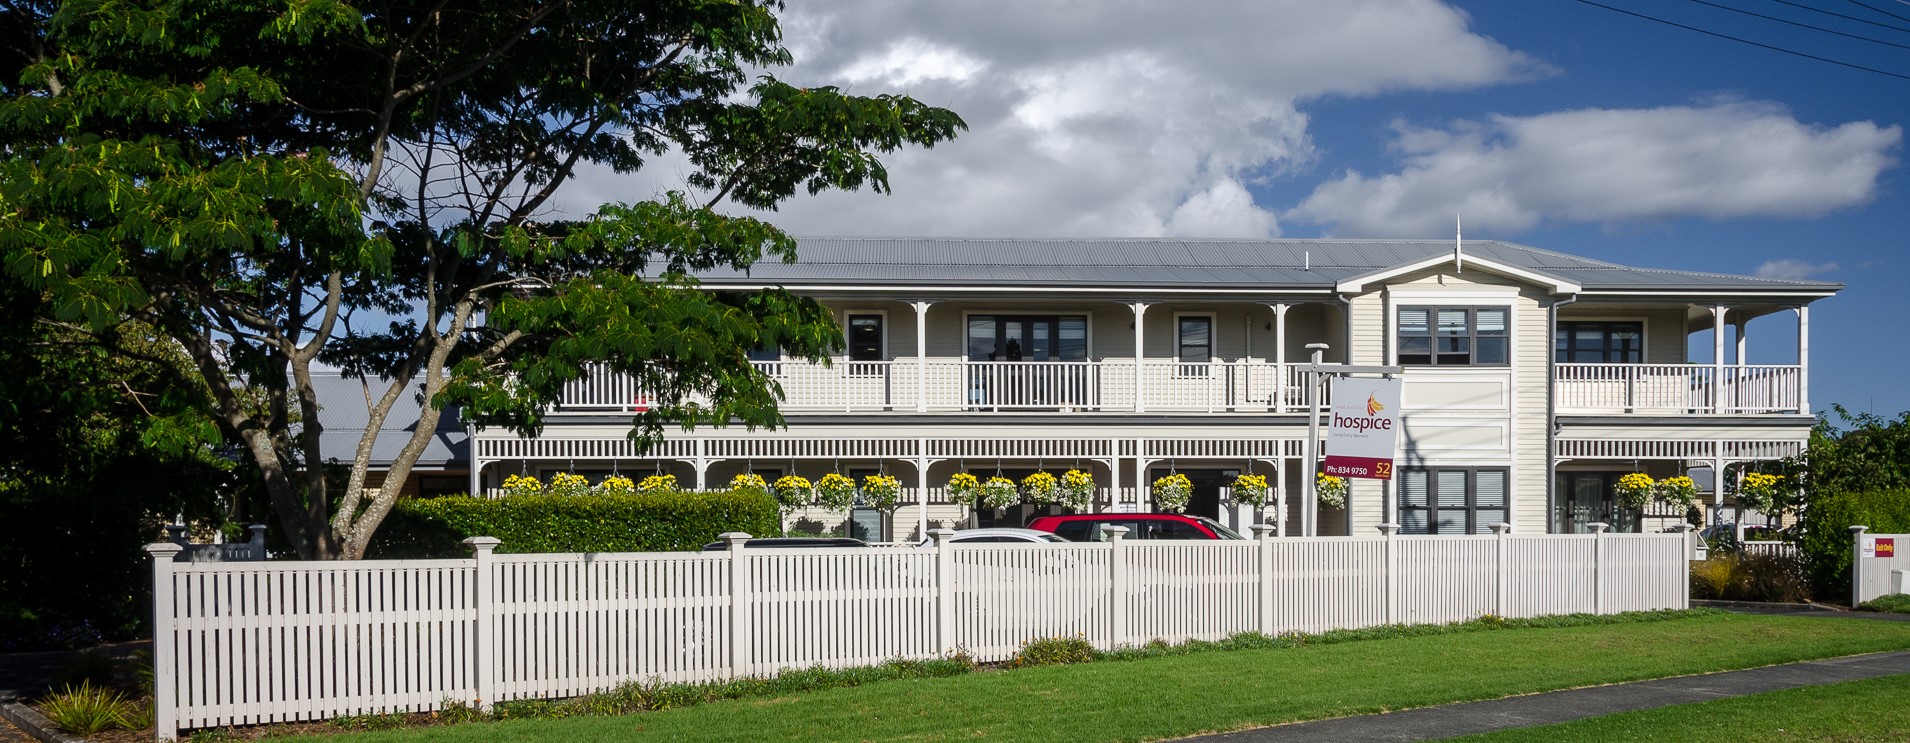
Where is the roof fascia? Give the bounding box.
[695,283,1338,296]
[1335,253,1580,294]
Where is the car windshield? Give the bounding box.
[1192,516,1246,540]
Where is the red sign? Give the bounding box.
[1879,538,1896,558]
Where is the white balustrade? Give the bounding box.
[1555,363,1801,415]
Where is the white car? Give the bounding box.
[916,527,1072,546]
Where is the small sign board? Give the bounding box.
[1873,537,1897,558]
[1323,376,1403,480]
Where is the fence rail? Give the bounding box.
[145,529,1687,740]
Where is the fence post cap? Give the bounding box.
[1375,523,1400,536]
[1669,523,1695,533]
[1587,522,1610,534]
[1100,525,1129,541]
[718,532,753,549]
[1490,522,1512,535]
[145,542,185,558]
[462,536,502,552]
[1250,524,1278,540]
[1851,525,1871,535]
[928,527,956,544]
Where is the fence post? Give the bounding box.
[1105,526,1130,649]
[930,527,956,655]
[1251,524,1276,636]
[1851,525,1870,608]
[721,532,752,678]
[1671,523,1696,609]
[462,536,500,711]
[1588,523,1609,614]
[1377,523,1399,624]
[146,542,183,742]
[1490,523,1511,618]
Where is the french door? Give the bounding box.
[965,315,1090,408]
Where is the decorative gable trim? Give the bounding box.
[1335,253,1582,295]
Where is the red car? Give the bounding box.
[1026,513,1245,541]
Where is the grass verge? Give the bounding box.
[249,611,1910,742]
[1454,673,1910,741]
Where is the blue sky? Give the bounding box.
[569,0,1910,416]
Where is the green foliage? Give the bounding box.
[368,490,780,558]
[330,713,409,731]
[1794,488,1910,598]
[0,0,963,560]
[1859,594,1910,613]
[38,681,137,735]
[1688,554,1812,603]
[1012,635,1098,667]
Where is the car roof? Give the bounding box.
[948,528,1058,538]
[700,537,868,550]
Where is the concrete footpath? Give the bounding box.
[1187,613,1910,742]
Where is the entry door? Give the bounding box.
[846,314,883,376]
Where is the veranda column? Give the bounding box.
[913,301,933,412]
[1267,303,1289,413]
[1130,303,1151,412]
[1711,305,1727,413]
[1735,315,1749,413]
[1796,305,1811,414]
[916,438,930,539]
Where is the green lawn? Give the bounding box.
[1456,673,1910,742]
[273,614,1910,743]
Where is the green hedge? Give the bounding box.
[1796,488,1910,598]
[367,490,781,558]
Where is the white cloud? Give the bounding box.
[1756,259,1840,279]
[561,1,1546,238]
[1286,102,1902,237]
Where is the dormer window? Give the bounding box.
[1397,307,1509,366]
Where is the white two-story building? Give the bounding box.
[450,237,1835,542]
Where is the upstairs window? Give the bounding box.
[1556,322,1643,363]
[1397,307,1508,366]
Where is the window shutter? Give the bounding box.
[1437,470,1469,508]
[1402,470,1429,507]
[1437,309,1469,336]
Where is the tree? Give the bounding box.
[0,0,964,559]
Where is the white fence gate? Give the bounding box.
[145,528,1687,740]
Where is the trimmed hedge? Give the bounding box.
[367,490,781,558]
[1796,488,1910,598]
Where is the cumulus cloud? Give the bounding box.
[1285,102,1902,237]
[1756,259,1840,279]
[562,1,1546,237]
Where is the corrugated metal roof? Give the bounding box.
[696,238,1841,293]
[305,374,467,466]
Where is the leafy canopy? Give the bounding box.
[0,0,963,558]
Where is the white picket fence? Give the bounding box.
[143,529,1687,740]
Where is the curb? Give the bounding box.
[1693,599,1844,612]
[0,701,82,743]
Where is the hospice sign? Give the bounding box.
[1322,377,1403,480]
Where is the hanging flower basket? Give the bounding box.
[636,473,676,494]
[599,475,635,496]
[1230,473,1270,508]
[1315,473,1347,509]
[773,475,814,509]
[1059,469,1096,510]
[862,474,901,511]
[946,472,979,505]
[979,476,1020,510]
[1613,472,1655,509]
[502,474,543,497]
[1022,471,1061,506]
[1737,472,1783,515]
[1655,475,1699,510]
[1153,473,1193,513]
[729,473,768,498]
[815,473,858,512]
[549,472,591,497]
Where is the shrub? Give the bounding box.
[1012,635,1098,667]
[39,681,135,735]
[1795,488,1910,599]
[1860,594,1910,614]
[1689,553,1811,603]
[368,489,781,557]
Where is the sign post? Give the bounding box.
[1299,348,1402,536]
